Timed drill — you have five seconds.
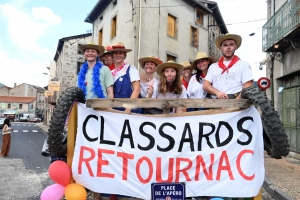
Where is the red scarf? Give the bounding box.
[218,55,240,74]
[181,77,188,89]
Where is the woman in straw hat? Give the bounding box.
[108,42,141,114]
[152,60,187,113]
[181,61,193,90]
[77,41,114,99]
[187,52,216,102]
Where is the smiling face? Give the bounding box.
[196,58,210,71]
[220,39,237,60]
[144,62,157,74]
[84,48,99,62]
[102,53,113,66]
[182,68,192,78]
[164,67,177,83]
[112,51,126,64]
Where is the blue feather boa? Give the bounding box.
[77,61,105,99]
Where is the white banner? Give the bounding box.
[72,104,264,199]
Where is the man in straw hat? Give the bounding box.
[77,41,114,99]
[203,33,254,99]
[153,60,187,113]
[181,61,193,90]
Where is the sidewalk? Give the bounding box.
[37,124,300,200]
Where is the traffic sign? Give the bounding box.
[257,77,271,90]
[151,182,186,200]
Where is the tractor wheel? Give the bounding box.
[242,86,289,159]
[47,87,85,156]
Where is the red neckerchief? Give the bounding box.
[218,55,240,74]
[109,63,115,71]
[200,73,205,78]
[181,77,188,89]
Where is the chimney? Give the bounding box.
[14,83,17,87]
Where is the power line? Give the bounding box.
[226,18,267,25]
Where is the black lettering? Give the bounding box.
[198,123,215,151]
[237,116,253,145]
[157,123,175,152]
[99,116,115,145]
[118,119,135,148]
[215,121,233,147]
[178,123,194,152]
[82,114,98,142]
[138,122,156,151]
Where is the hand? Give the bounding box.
[216,91,228,99]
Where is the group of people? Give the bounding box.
[77,33,254,114]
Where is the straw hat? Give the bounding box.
[215,33,242,49]
[102,45,113,54]
[181,61,192,70]
[156,60,183,76]
[108,42,132,53]
[139,56,163,69]
[191,52,216,70]
[79,41,105,55]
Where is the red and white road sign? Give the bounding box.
[257,77,271,90]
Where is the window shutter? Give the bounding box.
[190,26,193,45]
[168,15,175,37]
[98,29,103,45]
[195,29,199,47]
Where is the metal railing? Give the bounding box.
[262,0,300,51]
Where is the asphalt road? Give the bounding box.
[0,122,53,200]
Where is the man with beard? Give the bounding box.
[203,34,253,99]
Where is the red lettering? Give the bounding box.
[136,157,153,184]
[78,146,95,176]
[117,152,134,180]
[97,148,115,178]
[216,150,234,180]
[195,154,214,181]
[156,157,174,182]
[175,158,192,182]
[237,149,255,180]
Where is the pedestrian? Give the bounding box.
[101,46,115,71]
[0,118,13,157]
[108,42,141,114]
[138,55,163,114]
[77,41,114,99]
[181,61,193,90]
[203,33,254,99]
[149,60,187,113]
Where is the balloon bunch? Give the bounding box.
[40,161,87,200]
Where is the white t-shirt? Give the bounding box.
[187,75,207,98]
[140,78,159,98]
[113,64,140,83]
[156,85,187,99]
[205,60,254,98]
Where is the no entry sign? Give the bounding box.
[151,182,186,200]
[257,77,271,90]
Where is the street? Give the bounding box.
[0,122,53,200]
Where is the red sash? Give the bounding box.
[181,77,188,89]
[218,55,240,74]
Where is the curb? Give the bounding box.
[263,177,295,200]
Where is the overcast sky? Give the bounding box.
[0,0,267,88]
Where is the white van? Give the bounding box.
[20,114,35,122]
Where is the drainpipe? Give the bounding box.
[137,0,143,71]
[270,54,275,104]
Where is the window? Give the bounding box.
[190,26,198,47]
[111,15,117,39]
[166,54,177,62]
[113,0,117,6]
[19,104,22,109]
[99,15,103,21]
[196,9,204,25]
[98,29,103,45]
[8,103,11,109]
[167,14,176,38]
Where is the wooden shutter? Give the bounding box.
[98,29,103,45]
[196,9,203,25]
[111,16,117,38]
[167,14,175,37]
[194,28,198,47]
[190,26,193,45]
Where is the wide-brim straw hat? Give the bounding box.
[107,42,132,53]
[215,33,242,49]
[156,60,183,76]
[79,41,105,55]
[102,45,112,55]
[139,56,163,69]
[181,61,192,70]
[191,52,216,70]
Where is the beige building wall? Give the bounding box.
[9,84,37,97]
[0,87,9,96]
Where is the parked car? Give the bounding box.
[30,118,41,123]
[0,118,11,128]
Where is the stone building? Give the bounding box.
[85,0,228,69]
[262,0,300,153]
[0,85,11,96]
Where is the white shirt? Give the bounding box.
[156,85,187,99]
[113,64,140,83]
[140,78,159,98]
[187,75,207,98]
[205,60,254,98]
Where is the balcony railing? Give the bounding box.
[262,0,300,51]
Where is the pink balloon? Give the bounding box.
[48,160,71,186]
[40,183,65,200]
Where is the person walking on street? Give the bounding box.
[77,42,114,99]
[203,33,254,99]
[0,118,13,157]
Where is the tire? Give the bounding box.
[242,86,289,159]
[47,87,85,156]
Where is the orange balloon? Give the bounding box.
[65,183,87,200]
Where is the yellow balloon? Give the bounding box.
[65,183,87,200]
